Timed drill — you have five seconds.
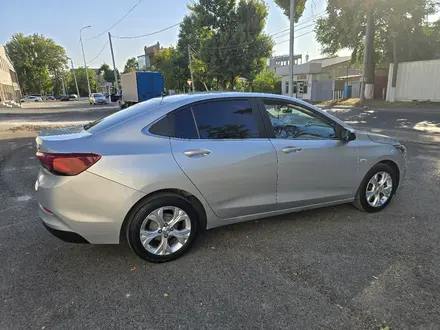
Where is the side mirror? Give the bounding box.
[343,128,356,141]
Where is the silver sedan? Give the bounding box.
[35,92,407,262]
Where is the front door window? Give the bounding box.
[263,100,337,140]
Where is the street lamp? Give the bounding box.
[79,25,92,97]
[67,57,80,98]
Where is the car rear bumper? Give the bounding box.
[36,168,146,244]
[41,219,89,243]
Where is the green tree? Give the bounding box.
[273,0,307,21]
[98,63,119,83]
[65,68,98,95]
[252,68,280,93]
[177,0,273,90]
[123,57,138,73]
[52,73,64,96]
[315,0,439,80]
[151,47,189,91]
[5,33,67,94]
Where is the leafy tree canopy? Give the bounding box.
[177,0,274,90]
[252,68,280,93]
[315,0,439,64]
[123,57,138,73]
[151,47,189,92]
[273,0,307,21]
[5,33,67,94]
[99,63,119,83]
[65,67,98,96]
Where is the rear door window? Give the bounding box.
[191,99,259,139]
[85,98,163,133]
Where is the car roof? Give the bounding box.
[160,92,316,111]
[157,92,349,128]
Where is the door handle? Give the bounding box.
[184,149,212,158]
[282,146,303,154]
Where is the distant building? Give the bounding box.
[0,44,21,103]
[267,54,303,71]
[137,42,162,70]
[275,55,363,102]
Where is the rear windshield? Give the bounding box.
[84,97,164,133]
[93,93,104,97]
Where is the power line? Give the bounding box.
[275,30,315,45]
[111,11,325,41]
[87,40,109,65]
[191,28,314,53]
[272,22,317,39]
[269,11,326,36]
[86,0,143,40]
[111,22,181,39]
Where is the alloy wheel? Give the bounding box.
[365,171,393,208]
[139,206,191,256]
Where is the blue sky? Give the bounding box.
[1,0,334,70]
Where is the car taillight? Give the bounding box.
[36,152,101,176]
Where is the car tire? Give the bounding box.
[126,193,199,263]
[353,163,397,213]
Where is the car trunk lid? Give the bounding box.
[36,126,92,153]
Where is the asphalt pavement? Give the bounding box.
[1,103,440,329]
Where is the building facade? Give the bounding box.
[275,55,363,102]
[0,44,21,103]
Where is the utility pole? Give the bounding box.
[188,45,195,92]
[108,32,121,98]
[288,0,295,97]
[360,4,374,106]
[61,74,66,95]
[80,25,92,96]
[69,58,80,97]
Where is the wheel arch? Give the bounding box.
[119,188,207,243]
[377,159,401,188]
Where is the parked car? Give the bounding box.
[59,95,70,101]
[21,96,42,102]
[89,93,107,105]
[69,94,78,99]
[35,93,407,263]
[45,95,55,100]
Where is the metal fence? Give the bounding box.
[387,59,440,102]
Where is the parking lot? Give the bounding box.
[1,103,440,329]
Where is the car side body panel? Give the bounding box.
[269,138,359,209]
[171,138,278,218]
[85,123,217,228]
[351,132,408,184]
[36,170,145,244]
